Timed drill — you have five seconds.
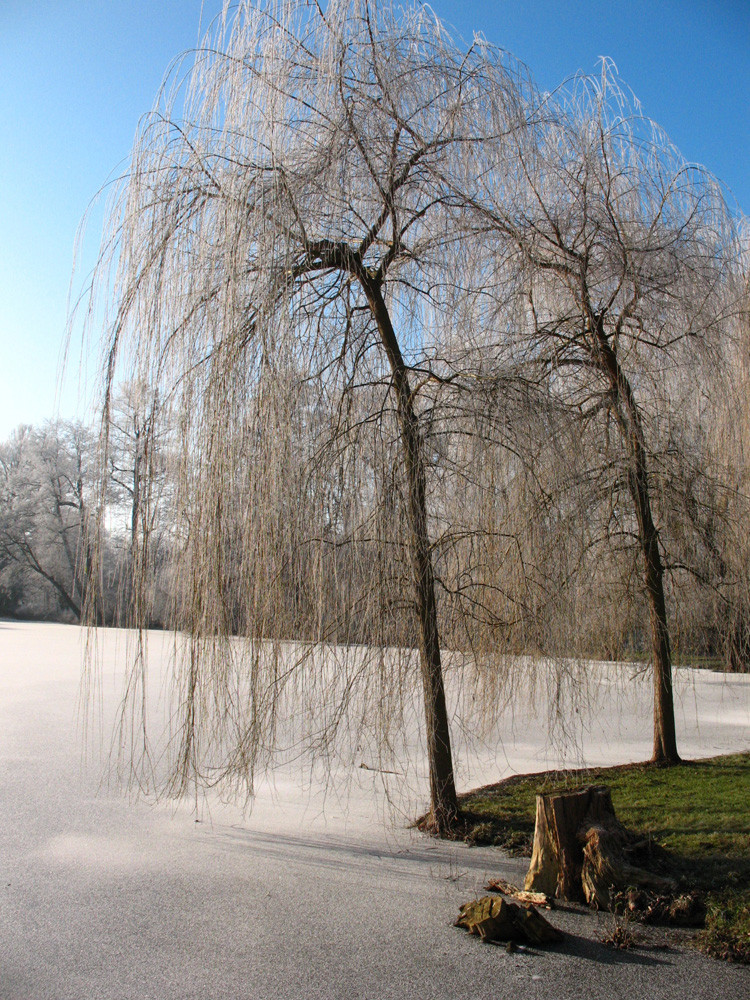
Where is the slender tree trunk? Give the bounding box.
[593,319,680,764]
[78,505,104,627]
[362,275,459,833]
[628,451,680,762]
[306,239,459,831]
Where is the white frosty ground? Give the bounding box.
[1,621,749,999]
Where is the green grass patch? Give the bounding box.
[698,891,750,963]
[458,752,750,962]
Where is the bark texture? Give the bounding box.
[455,896,563,944]
[524,786,614,901]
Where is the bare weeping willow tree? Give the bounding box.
[82,0,547,833]
[81,0,745,830]
[449,64,745,762]
[682,255,750,672]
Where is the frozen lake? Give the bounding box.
[1,620,748,999]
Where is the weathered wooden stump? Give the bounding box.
[524,785,674,908]
[455,895,563,945]
[524,786,614,901]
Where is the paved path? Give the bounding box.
[1,622,748,999]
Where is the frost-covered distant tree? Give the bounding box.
[107,381,156,548]
[103,381,175,627]
[0,422,95,620]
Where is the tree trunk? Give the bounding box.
[363,276,459,834]
[593,319,680,764]
[623,421,680,763]
[304,241,459,833]
[640,526,679,764]
[17,538,82,621]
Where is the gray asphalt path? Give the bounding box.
[1,622,749,999]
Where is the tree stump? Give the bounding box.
[455,896,563,944]
[524,786,615,901]
[523,784,676,909]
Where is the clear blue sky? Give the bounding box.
[1,0,747,439]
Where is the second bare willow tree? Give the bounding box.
[453,65,744,762]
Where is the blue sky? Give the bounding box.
[1,0,747,439]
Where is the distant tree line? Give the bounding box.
[0,383,174,627]
[5,371,748,671]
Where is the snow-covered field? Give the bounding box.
[1,620,749,999]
